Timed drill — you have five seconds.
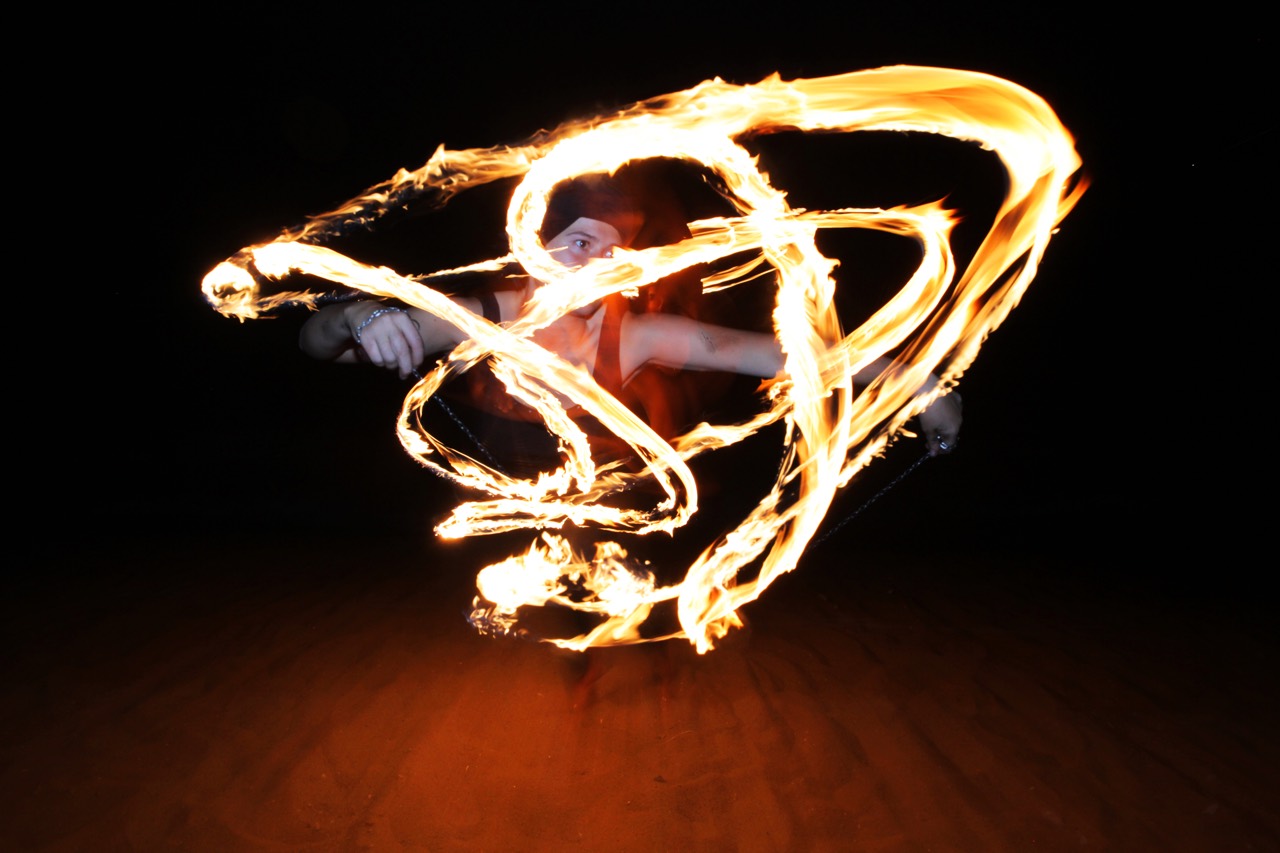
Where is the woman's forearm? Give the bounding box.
[299,302,361,361]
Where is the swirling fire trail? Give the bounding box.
[203,67,1086,653]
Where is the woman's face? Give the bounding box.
[542,217,627,317]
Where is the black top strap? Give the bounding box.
[477,289,500,324]
[593,295,626,397]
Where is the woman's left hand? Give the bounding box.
[918,391,962,456]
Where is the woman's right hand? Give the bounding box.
[348,302,425,380]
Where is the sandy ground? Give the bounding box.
[4,521,1276,853]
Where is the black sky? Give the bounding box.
[30,14,1268,597]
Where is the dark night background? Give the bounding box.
[6,9,1275,851]
[28,13,1261,595]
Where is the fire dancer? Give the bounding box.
[205,68,1085,661]
[298,168,963,466]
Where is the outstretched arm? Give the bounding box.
[623,312,962,455]
[621,313,784,378]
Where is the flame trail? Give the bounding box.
[203,66,1086,653]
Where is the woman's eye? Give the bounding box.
[574,239,589,250]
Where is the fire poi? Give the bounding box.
[202,66,1086,653]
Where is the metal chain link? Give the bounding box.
[808,452,935,548]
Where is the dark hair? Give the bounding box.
[539,160,704,317]
[539,173,645,246]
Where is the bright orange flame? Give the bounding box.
[203,67,1086,654]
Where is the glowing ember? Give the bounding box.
[203,66,1086,653]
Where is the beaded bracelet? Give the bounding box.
[353,306,407,345]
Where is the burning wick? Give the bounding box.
[203,66,1086,654]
